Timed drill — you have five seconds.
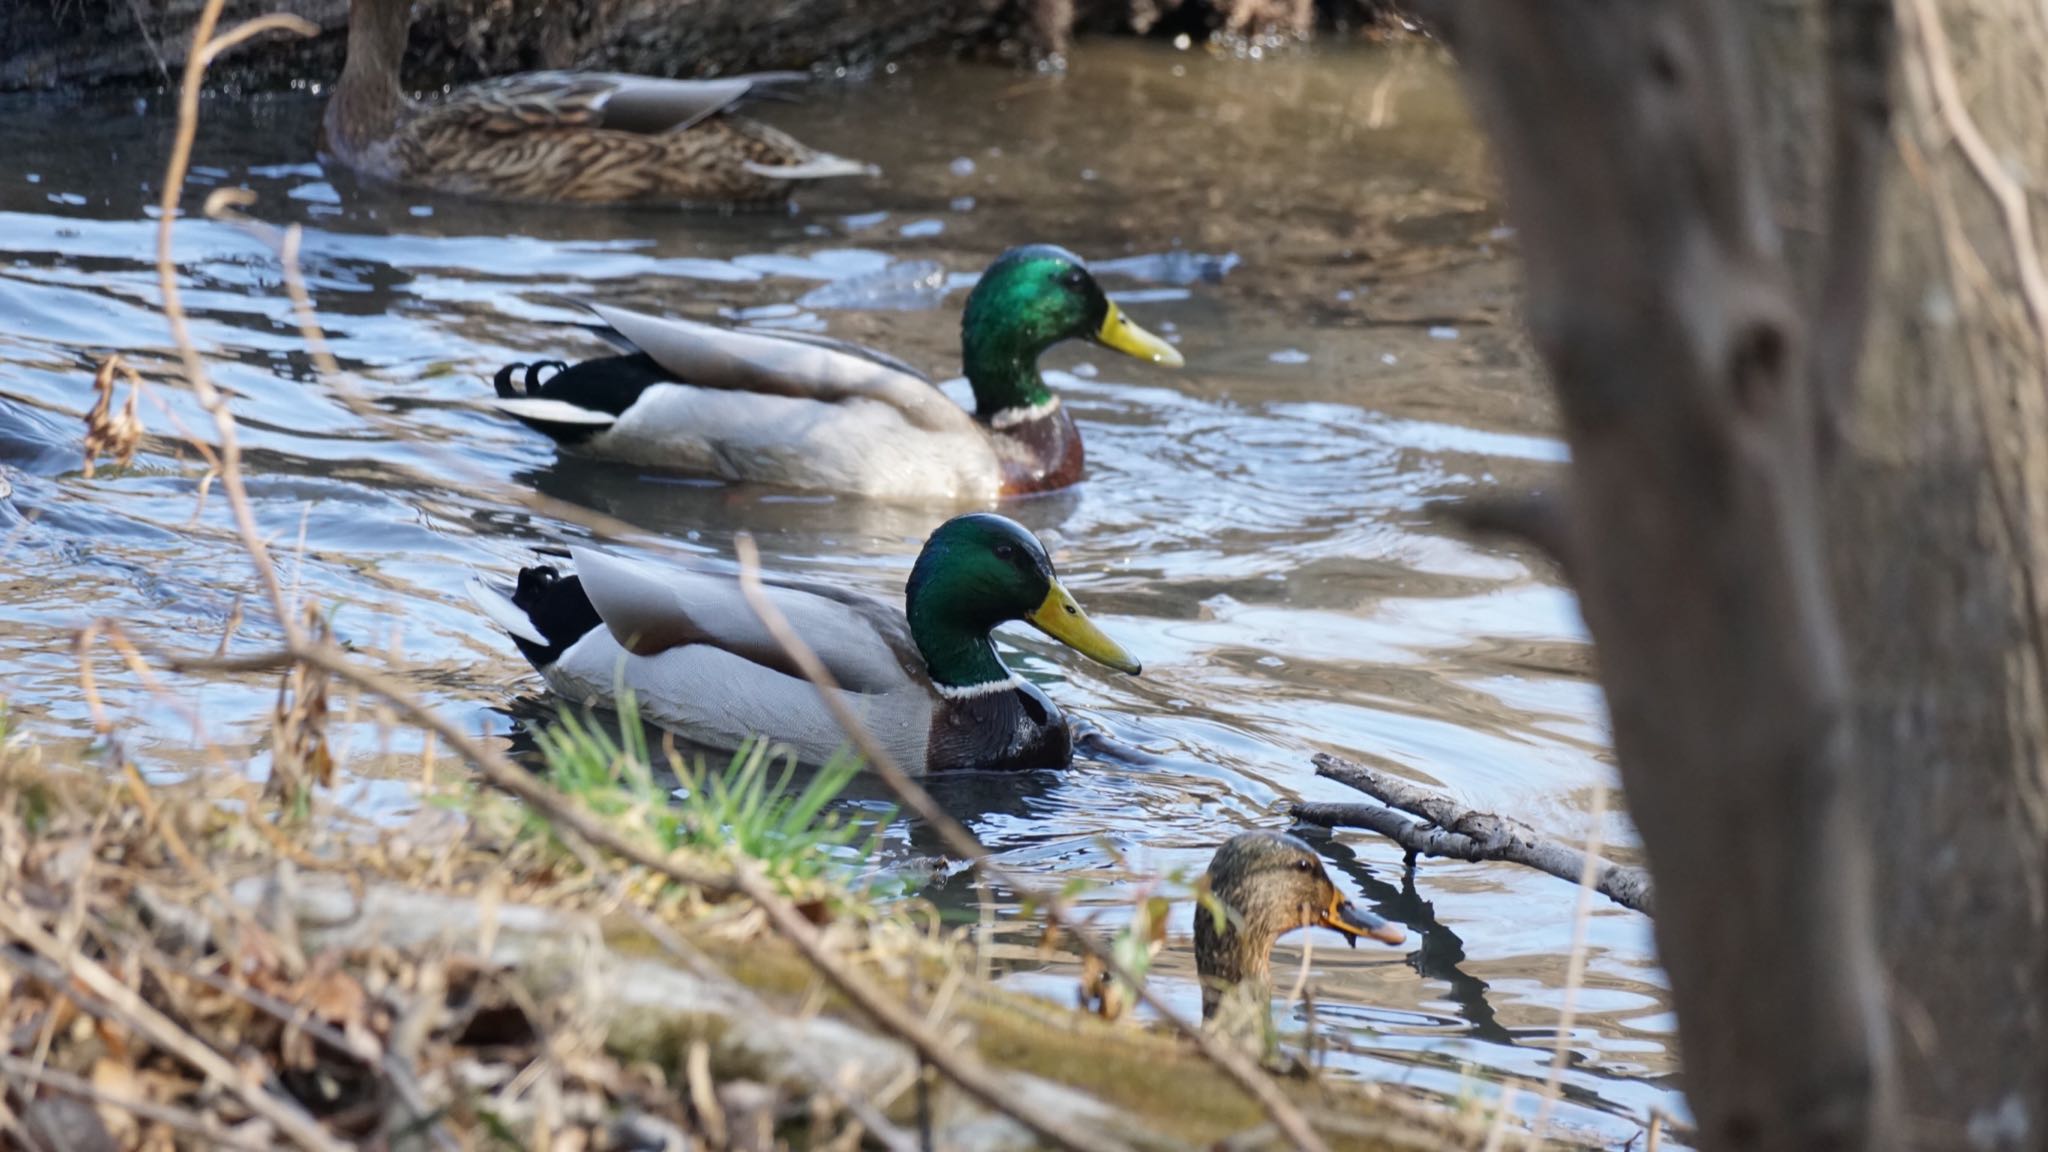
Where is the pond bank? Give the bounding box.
[0,735,1559,1151]
[1,0,1403,92]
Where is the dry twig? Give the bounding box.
[0,903,347,1152]
[151,0,315,644]
[731,535,1332,1152]
[1532,786,1606,1141]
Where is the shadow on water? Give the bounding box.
[0,37,1679,1143]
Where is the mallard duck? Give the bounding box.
[321,0,869,206]
[1196,832,1406,1022]
[471,513,1140,773]
[486,245,1184,499]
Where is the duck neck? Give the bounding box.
[331,0,410,147]
[906,605,1015,695]
[961,325,1056,423]
[1197,919,1277,1019]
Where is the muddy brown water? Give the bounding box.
[0,39,1682,1142]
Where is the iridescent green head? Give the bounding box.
[904,513,1141,693]
[959,245,1184,420]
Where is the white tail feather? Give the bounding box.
[489,397,620,427]
[743,155,879,181]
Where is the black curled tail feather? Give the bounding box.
[508,564,602,672]
[492,360,570,398]
[493,363,525,398]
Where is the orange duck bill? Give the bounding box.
[1318,893,1407,947]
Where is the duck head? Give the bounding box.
[959,245,1183,422]
[1194,831,1406,1019]
[905,513,1140,696]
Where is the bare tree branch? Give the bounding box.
[1428,491,1574,573]
[730,536,1334,1152]
[1294,754,1652,914]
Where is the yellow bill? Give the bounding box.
[1095,301,1185,368]
[1026,580,1143,675]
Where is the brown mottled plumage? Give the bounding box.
[321,0,870,207]
[1195,832,1406,1023]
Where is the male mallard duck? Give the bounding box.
[486,245,1184,499]
[1196,832,1406,1022]
[322,0,869,206]
[471,513,1140,773]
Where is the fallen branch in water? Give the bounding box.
[1293,753,1653,915]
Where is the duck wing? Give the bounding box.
[426,72,811,137]
[588,304,980,435]
[569,547,922,696]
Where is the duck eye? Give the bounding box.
[1060,267,1088,290]
[1294,858,1315,873]
[995,544,1015,561]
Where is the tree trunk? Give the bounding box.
[1436,0,2048,1142]
[1824,0,2048,1139]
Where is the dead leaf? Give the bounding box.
[83,356,145,478]
[90,1056,143,1145]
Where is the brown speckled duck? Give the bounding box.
[1196,832,1407,1023]
[321,0,869,206]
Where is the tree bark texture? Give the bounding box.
[1816,0,2048,1139]
[1422,0,1903,1148]
[1736,0,2048,1139]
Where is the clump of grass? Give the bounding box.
[522,692,887,893]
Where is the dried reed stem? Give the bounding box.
[152,0,315,645]
[1532,786,1606,1142]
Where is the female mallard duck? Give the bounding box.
[322,0,869,205]
[471,513,1140,773]
[486,245,1183,500]
[1196,832,1407,1023]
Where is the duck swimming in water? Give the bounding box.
[1196,831,1407,1023]
[486,245,1183,500]
[321,0,869,206]
[471,513,1141,773]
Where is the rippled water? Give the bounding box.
[0,38,1678,1143]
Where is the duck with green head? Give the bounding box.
[488,245,1183,500]
[1195,832,1407,1030]
[471,513,1141,773]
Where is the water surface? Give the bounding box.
[0,38,1677,1144]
